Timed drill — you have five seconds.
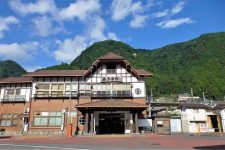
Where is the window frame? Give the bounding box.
[33,111,63,127]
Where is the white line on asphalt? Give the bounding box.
[0,144,89,150]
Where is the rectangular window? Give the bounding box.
[0,114,22,127]
[58,84,64,90]
[65,84,71,91]
[4,88,24,101]
[15,89,21,95]
[71,84,78,91]
[33,112,62,127]
[79,84,86,90]
[38,84,50,90]
[37,91,49,97]
[6,89,14,95]
[51,84,58,90]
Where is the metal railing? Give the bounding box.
[34,93,78,98]
[34,92,132,98]
[2,95,26,102]
[91,93,132,98]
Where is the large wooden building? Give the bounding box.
[0,53,152,135]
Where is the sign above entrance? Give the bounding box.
[101,77,122,82]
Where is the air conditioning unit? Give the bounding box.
[24,108,30,114]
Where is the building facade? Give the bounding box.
[0,53,151,135]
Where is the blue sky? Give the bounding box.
[0,0,224,71]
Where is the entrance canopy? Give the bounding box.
[75,99,147,111]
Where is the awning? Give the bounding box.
[75,100,147,111]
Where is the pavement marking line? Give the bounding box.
[0,144,89,150]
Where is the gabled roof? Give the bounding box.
[85,52,152,77]
[23,70,86,77]
[76,100,147,108]
[99,52,124,60]
[20,53,152,78]
[0,77,32,83]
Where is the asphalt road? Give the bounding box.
[1,134,225,150]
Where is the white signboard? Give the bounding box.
[138,119,152,127]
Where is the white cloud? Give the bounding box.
[111,0,148,28]
[0,16,19,39]
[60,0,100,21]
[9,0,57,16]
[157,17,193,29]
[152,1,185,19]
[111,0,133,21]
[107,32,119,41]
[146,0,162,8]
[152,9,169,18]
[53,36,87,63]
[171,1,185,16]
[9,0,102,37]
[111,0,142,21]
[0,42,39,61]
[130,15,149,28]
[32,16,63,37]
[53,15,119,63]
[87,16,106,42]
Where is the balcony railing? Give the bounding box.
[2,95,26,102]
[34,92,132,98]
[34,93,78,98]
[91,92,132,98]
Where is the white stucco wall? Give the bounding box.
[181,108,207,133]
[220,109,225,132]
[132,83,145,97]
[0,83,32,102]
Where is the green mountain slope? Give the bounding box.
[0,60,27,79]
[26,32,225,100]
[69,32,225,100]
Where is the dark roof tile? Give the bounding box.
[76,100,147,108]
[0,77,32,83]
[24,70,86,77]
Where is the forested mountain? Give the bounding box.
[1,32,225,100]
[70,32,225,100]
[0,60,27,79]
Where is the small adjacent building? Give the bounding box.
[0,77,32,133]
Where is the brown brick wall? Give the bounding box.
[0,103,29,132]
[29,98,87,133]
[1,97,147,133]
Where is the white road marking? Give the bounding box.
[0,143,89,150]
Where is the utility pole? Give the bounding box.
[148,88,153,118]
[67,83,72,137]
[191,87,194,102]
[203,91,206,101]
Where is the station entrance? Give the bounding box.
[99,113,125,134]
